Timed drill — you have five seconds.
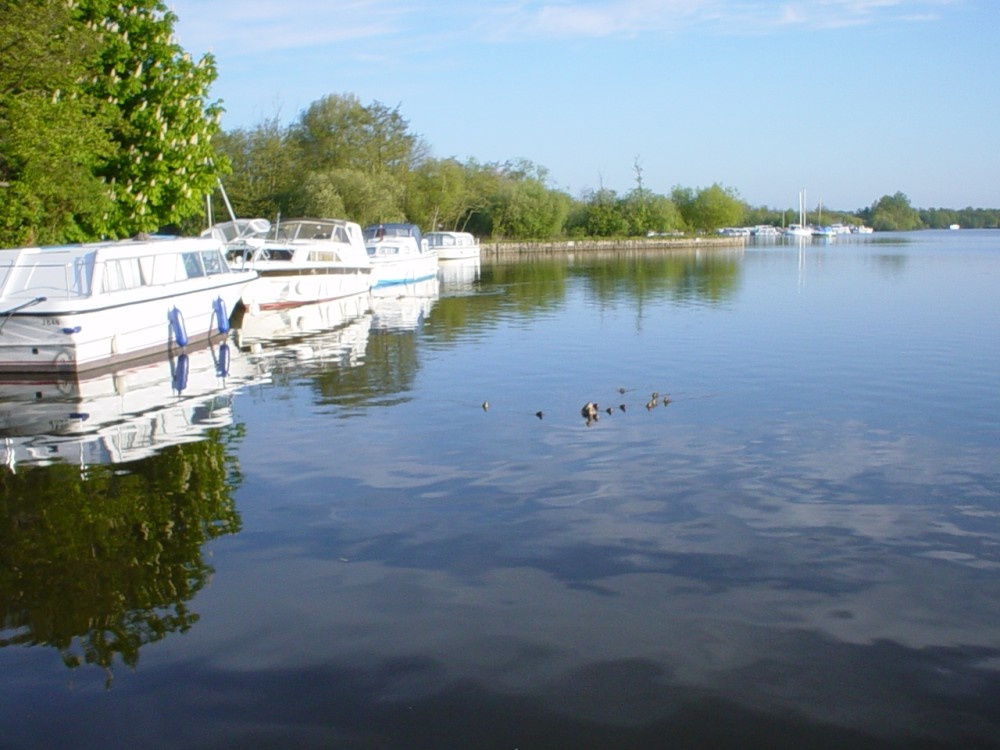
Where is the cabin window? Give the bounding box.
[147,253,187,284]
[308,250,340,263]
[201,250,226,275]
[182,252,205,278]
[101,257,144,292]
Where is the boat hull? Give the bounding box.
[0,276,251,375]
[241,267,372,312]
[369,254,438,287]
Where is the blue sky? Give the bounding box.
[169,0,998,212]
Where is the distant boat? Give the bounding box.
[425,231,480,261]
[949,224,961,230]
[785,189,813,238]
[363,223,438,287]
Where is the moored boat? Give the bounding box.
[363,223,438,287]
[0,235,255,374]
[425,231,481,260]
[206,217,372,312]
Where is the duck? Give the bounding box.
[580,401,600,419]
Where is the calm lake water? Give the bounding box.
[2,230,999,749]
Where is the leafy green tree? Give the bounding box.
[0,0,116,245]
[869,191,922,231]
[212,116,302,221]
[486,161,570,239]
[300,168,404,226]
[75,0,226,236]
[680,183,745,232]
[404,157,480,232]
[293,94,426,177]
[643,194,684,234]
[576,188,628,237]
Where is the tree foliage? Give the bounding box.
[0,0,115,244]
[75,0,225,235]
[865,191,923,231]
[0,0,225,246]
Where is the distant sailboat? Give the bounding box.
[786,189,813,238]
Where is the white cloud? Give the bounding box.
[170,0,959,56]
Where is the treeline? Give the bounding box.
[1,2,996,248]
[209,95,752,240]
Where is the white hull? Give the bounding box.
[426,231,480,261]
[368,252,439,287]
[0,237,254,374]
[364,223,438,288]
[210,218,373,312]
[240,266,371,312]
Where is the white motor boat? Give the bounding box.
[425,231,480,261]
[363,223,438,287]
[0,235,255,374]
[206,217,372,312]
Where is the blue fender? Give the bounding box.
[169,306,189,347]
[213,296,231,334]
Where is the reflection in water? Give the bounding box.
[0,339,252,468]
[0,431,243,687]
[0,343,248,685]
[232,292,373,377]
[437,257,481,294]
[2,233,999,747]
[369,276,440,332]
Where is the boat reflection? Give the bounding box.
[232,291,373,372]
[437,257,481,295]
[370,276,440,332]
[0,338,252,469]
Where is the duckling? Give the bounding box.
[481,401,490,412]
[605,406,613,415]
[619,403,627,412]
[535,410,544,420]
[646,399,657,411]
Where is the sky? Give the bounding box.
[168,0,999,212]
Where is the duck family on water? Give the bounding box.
[481,390,670,426]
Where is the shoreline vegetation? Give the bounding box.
[4,8,998,249]
[483,236,745,259]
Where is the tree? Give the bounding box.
[293,94,426,177]
[869,191,922,231]
[300,168,404,226]
[0,0,116,245]
[213,116,301,221]
[678,183,745,232]
[75,0,227,236]
[404,157,478,231]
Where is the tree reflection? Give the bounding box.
[0,432,243,686]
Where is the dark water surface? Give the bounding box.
[2,230,999,749]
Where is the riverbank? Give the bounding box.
[481,235,744,259]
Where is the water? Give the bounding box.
[2,231,999,749]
